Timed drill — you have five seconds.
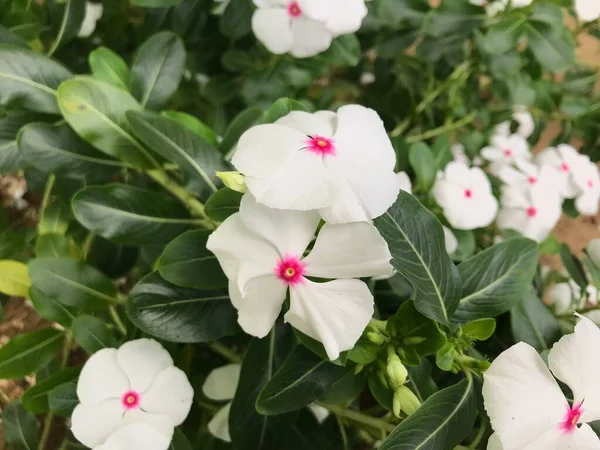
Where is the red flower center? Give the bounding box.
[287,1,302,17]
[526,206,537,218]
[527,176,537,185]
[121,390,140,410]
[587,179,594,189]
[275,256,306,285]
[560,162,570,173]
[306,135,336,157]
[503,149,513,157]
[464,189,473,199]
[560,403,583,434]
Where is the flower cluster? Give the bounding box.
[71,339,194,450]
[208,105,399,360]
[483,314,600,449]
[251,0,367,58]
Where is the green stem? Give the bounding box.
[208,341,242,363]
[320,403,397,433]
[57,438,69,450]
[336,416,350,450]
[469,422,487,449]
[61,331,73,368]
[109,306,127,336]
[81,232,95,261]
[38,413,53,450]
[38,174,56,232]
[405,112,477,144]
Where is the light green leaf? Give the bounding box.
[89,46,130,90]
[0,260,30,297]
[0,328,63,379]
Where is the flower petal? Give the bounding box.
[71,399,124,448]
[208,403,232,442]
[251,8,294,55]
[322,0,367,35]
[139,366,194,426]
[77,348,130,404]
[303,222,392,278]
[121,409,174,437]
[117,339,173,394]
[276,110,336,137]
[442,226,458,254]
[202,364,242,402]
[515,423,600,450]
[483,342,566,450]
[286,279,374,360]
[94,423,173,450]
[397,172,412,194]
[289,17,333,58]
[548,315,600,422]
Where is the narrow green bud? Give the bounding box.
[377,370,389,389]
[394,386,421,416]
[387,357,408,388]
[367,331,385,345]
[392,393,402,418]
[215,171,247,193]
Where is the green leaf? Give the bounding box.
[48,381,78,416]
[0,260,31,297]
[35,233,77,258]
[130,31,186,109]
[387,301,447,356]
[374,192,462,325]
[427,0,483,38]
[29,257,118,309]
[131,0,183,7]
[529,3,564,30]
[205,187,243,222]
[0,46,72,114]
[161,111,219,147]
[510,293,561,352]
[0,25,28,47]
[220,107,263,155]
[57,76,158,169]
[2,401,38,450]
[257,345,346,415]
[0,112,39,174]
[408,142,436,192]
[450,229,476,262]
[29,286,75,327]
[407,358,437,402]
[462,318,496,341]
[47,0,86,55]
[87,236,139,279]
[89,46,131,90]
[325,34,361,67]
[157,230,227,290]
[453,238,539,321]
[38,200,72,235]
[72,184,193,245]
[169,429,193,450]
[318,371,366,405]
[482,16,525,55]
[220,0,253,39]
[368,374,393,411]
[262,98,309,124]
[127,111,228,200]
[0,328,63,379]
[525,23,575,72]
[380,378,476,450]
[127,272,239,343]
[72,314,118,353]
[22,367,80,413]
[560,243,588,291]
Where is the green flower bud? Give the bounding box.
[367,331,385,345]
[394,386,421,416]
[215,171,247,193]
[392,392,402,418]
[386,354,408,388]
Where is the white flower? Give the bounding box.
[481,134,531,176]
[510,0,532,7]
[497,159,562,200]
[251,0,367,58]
[483,315,600,450]
[496,185,561,242]
[206,194,392,360]
[78,2,103,38]
[574,0,600,22]
[535,144,586,199]
[71,339,194,449]
[397,171,412,194]
[360,72,376,85]
[94,424,172,450]
[549,280,599,315]
[495,107,535,139]
[572,155,600,216]
[232,105,399,224]
[431,161,499,230]
[443,226,458,254]
[451,143,470,165]
[588,238,600,267]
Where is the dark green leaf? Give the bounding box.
[89,46,131,90]
[406,358,437,402]
[0,25,28,47]
[161,111,219,147]
[0,112,39,174]
[427,0,483,38]
[87,236,139,279]
[205,187,243,222]
[220,0,253,39]
[131,0,183,7]
[525,23,575,72]
[510,293,561,352]
[560,243,588,290]
[169,429,193,450]
[2,401,38,450]
[220,107,263,155]
[368,374,393,411]
[482,16,525,55]
[318,370,365,405]
[0,328,63,379]
[29,286,75,327]
[47,0,86,55]
[48,381,78,416]
[22,367,80,413]
[408,143,436,192]
[72,314,118,353]
[388,301,447,356]
[262,98,309,124]
[35,234,77,258]
[38,199,72,235]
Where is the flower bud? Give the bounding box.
[367,331,385,345]
[386,354,408,388]
[215,171,247,193]
[394,386,421,416]
[392,392,402,418]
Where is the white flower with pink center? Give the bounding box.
[496,185,561,242]
[571,155,600,216]
[481,134,531,176]
[484,315,600,450]
[494,107,535,139]
[251,0,367,58]
[232,105,399,224]
[71,339,194,449]
[431,161,499,230]
[206,194,392,360]
[497,159,562,200]
[535,144,587,199]
[94,424,171,450]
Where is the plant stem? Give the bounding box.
[405,112,477,143]
[109,306,127,336]
[208,341,242,363]
[320,403,397,433]
[38,413,54,450]
[38,174,56,232]
[61,331,73,368]
[469,421,487,449]
[81,233,95,261]
[336,416,350,450]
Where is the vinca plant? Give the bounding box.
[1,0,600,449]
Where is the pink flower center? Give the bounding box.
[464,189,473,199]
[527,176,538,185]
[275,255,306,285]
[560,403,583,434]
[306,135,336,157]
[526,206,537,218]
[560,162,570,173]
[587,179,594,189]
[121,390,140,410]
[287,1,302,17]
[503,149,513,157]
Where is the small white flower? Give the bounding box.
[510,0,532,7]
[251,0,367,58]
[94,424,172,450]
[206,194,392,360]
[588,238,600,267]
[232,105,399,224]
[495,107,535,139]
[572,155,600,216]
[496,185,561,242]
[548,282,574,315]
[574,0,600,22]
[443,226,458,255]
[360,72,376,85]
[71,339,194,449]
[431,161,499,230]
[451,143,470,165]
[497,159,562,200]
[481,134,531,176]
[484,315,600,450]
[78,2,103,38]
[535,144,586,199]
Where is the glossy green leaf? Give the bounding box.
[72,314,118,353]
[57,76,158,169]
[510,293,561,352]
[406,358,437,402]
[0,260,31,297]
[318,370,366,405]
[262,98,309,124]
[560,243,588,291]
[169,429,193,450]
[157,230,227,289]
[38,199,71,235]
[47,0,86,55]
[2,401,38,450]
[22,367,80,413]
[0,25,28,47]
[453,238,539,321]
[368,374,393,411]
[462,318,496,341]
[161,111,219,147]
[205,187,243,222]
[29,257,118,309]
[127,272,239,343]
[374,192,462,325]
[29,286,75,327]
[0,328,63,379]
[0,46,72,114]
[35,233,77,258]
[48,381,78,416]
[220,107,263,155]
[257,345,347,415]
[387,301,447,356]
[220,0,253,39]
[89,46,130,90]
[379,377,476,450]
[409,143,436,192]
[0,112,39,174]
[72,184,193,245]
[87,236,139,279]
[130,31,186,109]
[525,23,575,72]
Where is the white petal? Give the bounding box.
[229,276,286,338]
[548,315,600,422]
[276,110,336,137]
[289,17,333,58]
[207,403,232,442]
[487,433,503,450]
[587,239,600,267]
[514,109,535,138]
[494,121,511,137]
[548,283,573,315]
[202,364,241,402]
[77,349,130,404]
[397,172,412,194]
[286,279,374,360]
[78,2,103,37]
[302,222,392,278]
[517,423,600,450]
[442,226,458,254]
[576,191,599,216]
[308,404,330,424]
[239,193,319,258]
[251,9,294,55]
[575,0,600,22]
[71,399,124,448]
[121,409,174,437]
[321,0,367,35]
[94,423,173,450]
[139,366,194,426]
[483,342,566,450]
[117,339,173,394]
